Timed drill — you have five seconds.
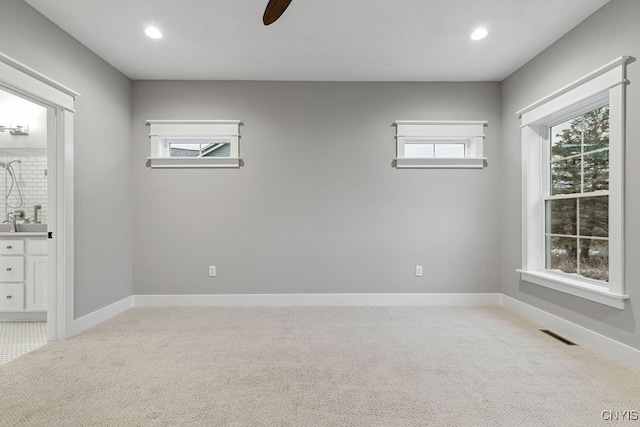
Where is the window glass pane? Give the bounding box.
[579,196,608,238]
[434,144,465,158]
[546,199,577,236]
[550,158,581,195]
[201,143,231,158]
[170,143,201,157]
[582,105,609,152]
[405,143,434,158]
[583,150,609,192]
[546,236,577,275]
[550,105,609,195]
[551,118,581,159]
[579,238,608,282]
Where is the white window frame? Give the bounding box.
[146,120,242,168]
[393,121,487,169]
[516,57,630,309]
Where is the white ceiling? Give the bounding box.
[25,0,610,82]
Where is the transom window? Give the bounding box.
[394,121,487,169]
[146,120,242,168]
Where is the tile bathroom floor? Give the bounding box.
[0,321,48,365]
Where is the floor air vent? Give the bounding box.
[540,330,577,346]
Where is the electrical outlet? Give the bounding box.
[415,266,423,277]
[209,266,216,277]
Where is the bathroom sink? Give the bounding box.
[17,223,47,232]
[0,223,47,233]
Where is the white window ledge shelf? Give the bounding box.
[517,269,628,309]
[395,157,486,169]
[147,157,241,169]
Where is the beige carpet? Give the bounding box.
[0,306,638,426]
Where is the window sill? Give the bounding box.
[517,269,628,309]
[147,157,241,169]
[394,157,486,169]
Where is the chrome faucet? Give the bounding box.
[2,212,17,232]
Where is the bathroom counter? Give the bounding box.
[0,232,47,238]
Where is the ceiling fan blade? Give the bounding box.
[263,0,293,25]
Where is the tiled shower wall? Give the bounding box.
[0,149,47,224]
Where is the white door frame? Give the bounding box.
[0,52,77,340]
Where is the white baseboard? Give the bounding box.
[134,293,502,307]
[62,293,499,338]
[64,292,639,372]
[501,294,640,372]
[70,296,134,337]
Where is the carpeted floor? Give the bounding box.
[0,306,638,426]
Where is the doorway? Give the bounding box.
[0,87,50,363]
[0,52,77,342]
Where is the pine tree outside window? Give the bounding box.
[546,105,609,282]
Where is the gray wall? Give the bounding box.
[501,0,640,350]
[133,81,502,295]
[6,0,634,355]
[0,0,133,317]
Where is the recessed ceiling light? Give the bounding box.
[144,26,163,40]
[470,28,488,41]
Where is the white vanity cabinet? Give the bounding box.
[0,283,24,311]
[0,236,47,316]
[26,239,48,311]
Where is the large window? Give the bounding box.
[517,57,629,309]
[546,105,609,282]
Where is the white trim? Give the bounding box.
[147,157,240,168]
[68,293,500,335]
[134,293,501,307]
[501,295,640,372]
[70,296,134,337]
[517,56,629,121]
[61,292,640,372]
[393,121,487,169]
[146,120,241,126]
[608,83,625,294]
[147,121,242,139]
[0,53,77,112]
[58,109,74,340]
[146,120,242,166]
[517,270,628,309]
[518,58,628,306]
[394,120,488,130]
[0,51,77,341]
[395,157,486,169]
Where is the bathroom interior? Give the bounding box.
[0,88,49,364]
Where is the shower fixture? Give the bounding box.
[0,125,29,135]
[0,159,24,220]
